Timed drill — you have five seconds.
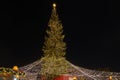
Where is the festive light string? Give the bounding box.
[0,67,25,76]
[20,60,120,80]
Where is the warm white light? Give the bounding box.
[16,75,19,78]
[13,66,19,71]
[13,78,17,80]
[109,76,112,80]
[73,76,77,80]
[53,3,56,8]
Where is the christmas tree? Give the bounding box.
[40,3,69,80]
[42,3,66,58]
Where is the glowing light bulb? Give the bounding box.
[73,76,77,80]
[16,75,19,78]
[109,76,112,80]
[53,3,56,8]
[13,66,19,71]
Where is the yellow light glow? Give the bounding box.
[3,73,7,76]
[109,76,112,80]
[13,66,19,71]
[53,3,56,8]
[16,75,19,78]
[73,76,77,80]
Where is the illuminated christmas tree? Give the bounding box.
[19,3,120,80]
[40,3,69,80]
[42,3,66,57]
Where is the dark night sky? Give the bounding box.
[0,0,120,72]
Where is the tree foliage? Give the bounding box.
[40,56,68,80]
[40,3,69,80]
[42,4,66,58]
